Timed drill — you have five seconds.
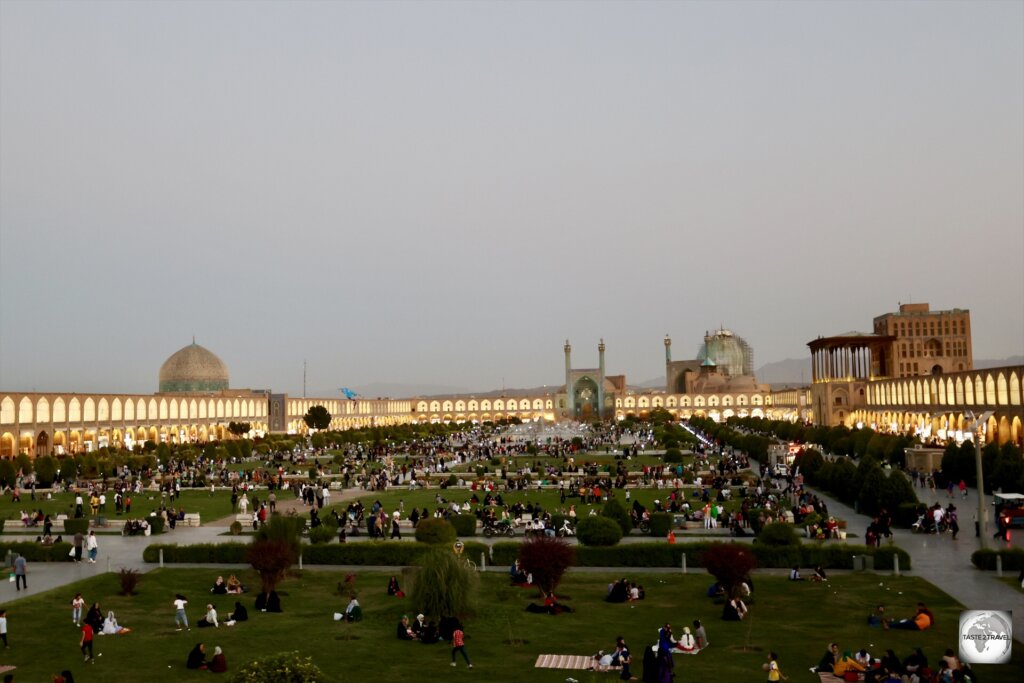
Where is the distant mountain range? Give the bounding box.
[344,355,1023,399]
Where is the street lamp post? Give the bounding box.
[966,411,994,548]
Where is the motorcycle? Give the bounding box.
[483,520,515,538]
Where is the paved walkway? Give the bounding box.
[798,478,1024,635]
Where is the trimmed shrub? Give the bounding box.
[308,526,335,544]
[664,448,683,463]
[971,547,1024,571]
[230,521,243,535]
[62,518,90,535]
[601,498,633,535]
[230,651,324,683]
[648,512,672,537]
[0,542,74,562]
[894,502,923,528]
[450,514,478,537]
[756,522,801,547]
[148,515,166,534]
[576,516,623,546]
[415,518,457,545]
[873,546,912,571]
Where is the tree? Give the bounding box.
[58,457,78,483]
[411,547,478,621]
[228,421,251,437]
[303,405,331,431]
[517,536,576,597]
[246,515,301,594]
[702,544,757,597]
[34,455,58,487]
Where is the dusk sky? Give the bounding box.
[1,1,1021,397]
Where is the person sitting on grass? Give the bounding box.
[209,645,227,673]
[197,604,219,628]
[419,620,439,645]
[832,650,866,677]
[225,601,247,626]
[812,566,828,582]
[396,615,417,640]
[866,605,885,627]
[101,610,130,635]
[186,643,208,670]
[226,575,243,595]
[387,576,402,596]
[722,596,748,621]
[674,627,697,654]
[884,603,932,631]
[210,576,227,595]
[809,642,839,674]
[344,595,361,622]
[788,566,805,581]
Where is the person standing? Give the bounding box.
[765,651,787,683]
[86,532,99,563]
[174,594,190,631]
[80,620,94,662]
[450,621,472,668]
[72,532,84,563]
[0,609,8,648]
[13,555,26,591]
[72,593,85,626]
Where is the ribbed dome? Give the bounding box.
[158,342,229,393]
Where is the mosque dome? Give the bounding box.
[696,329,754,378]
[158,341,229,393]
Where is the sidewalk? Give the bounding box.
[799,478,1024,636]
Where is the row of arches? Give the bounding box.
[1,394,268,427]
[617,392,769,410]
[849,409,1022,446]
[413,398,555,414]
[868,370,1022,408]
[0,422,271,457]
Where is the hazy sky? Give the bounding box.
[1,0,1022,397]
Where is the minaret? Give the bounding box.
[664,334,672,363]
[598,339,606,419]
[564,340,574,417]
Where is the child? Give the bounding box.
[72,593,85,626]
[0,609,8,648]
[450,622,472,668]
[174,594,190,631]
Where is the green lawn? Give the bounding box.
[0,490,242,527]
[4,569,1018,682]
[337,487,746,522]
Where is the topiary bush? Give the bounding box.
[601,498,633,535]
[648,512,673,537]
[664,447,683,463]
[308,526,335,544]
[450,514,478,537]
[230,521,243,536]
[414,518,457,545]
[576,516,623,546]
[230,651,324,683]
[62,518,90,535]
[971,547,1024,571]
[756,522,801,547]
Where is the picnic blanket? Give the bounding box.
[534,654,621,671]
[818,674,865,683]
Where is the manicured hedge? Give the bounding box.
[648,513,672,538]
[491,541,910,570]
[450,514,478,537]
[576,517,623,546]
[144,541,492,566]
[62,518,90,535]
[971,547,1024,571]
[0,541,74,562]
[414,518,457,545]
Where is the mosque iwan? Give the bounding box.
[1,302,1021,458]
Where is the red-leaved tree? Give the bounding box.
[700,543,757,597]
[518,536,576,597]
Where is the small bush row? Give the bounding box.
[490,541,911,570]
[0,542,75,562]
[144,541,492,566]
[971,547,1024,571]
